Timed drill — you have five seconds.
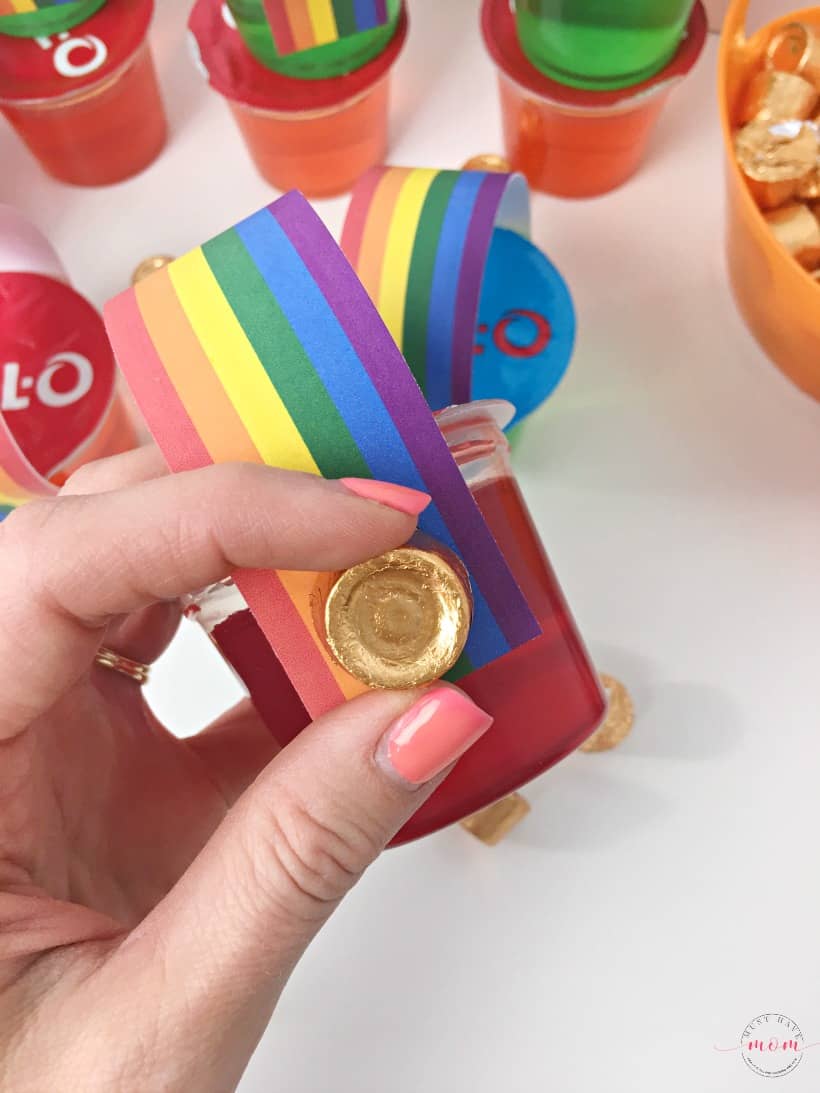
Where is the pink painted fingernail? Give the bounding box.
[380,686,494,785]
[339,477,431,517]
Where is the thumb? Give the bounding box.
[110,685,492,1087]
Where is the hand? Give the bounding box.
[0,447,492,1092]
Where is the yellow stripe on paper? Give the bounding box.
[377,168,438,345]
[306,0,338,45]
[169,250,320,476]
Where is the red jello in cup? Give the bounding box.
[481,0,707,198]
[185,400,605,845]
[0,0,166,186]
[189,0,407,197]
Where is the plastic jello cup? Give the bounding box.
[483,0,707,197]
[190,0,407,197]
[185,400,605,845]
[515,0,697,90]
[0,0,166,187]
[720,0,820,399]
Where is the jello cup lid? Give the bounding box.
[0,205,66,281]
[482,0,707,109]
[188,0,407,112]
[0,0,153,103]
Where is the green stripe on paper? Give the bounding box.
[202,229,371,481]
[401,171,460,393]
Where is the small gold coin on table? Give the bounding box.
[461,154,512,173]
[460,792,531,846]
[131,254,175,285]
[579,674,634,752]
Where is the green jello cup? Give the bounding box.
[514,0,696,90]
[226,0,401,78]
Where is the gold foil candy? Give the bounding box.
[131,254,175,285]
[737,69,818,126]
[766,22,820,92]
[461,154,512,173]
[320,545,472,689]
[734,120,818,208]
[764,202,820,270]
[797,166,820,200]
[460,792,531,845]
[579,674,634,752]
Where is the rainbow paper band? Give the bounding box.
[0,0,106,35]
[0,0,74,11]
[104,192,539,718]
[263,0,388,54]
[341,166,530,410]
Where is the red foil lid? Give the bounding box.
[189,0,407,111]
[0,0,153,103]
[482,0,707,109]
[0,273,116,478]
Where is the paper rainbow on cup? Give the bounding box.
[103,191,540,718]
[341,165,576,427]
[263,0,390,54]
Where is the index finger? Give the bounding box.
[0,464,427,738]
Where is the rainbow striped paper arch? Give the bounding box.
[263,0,389,54]
[341,166,531,409]
[104,192,539,717]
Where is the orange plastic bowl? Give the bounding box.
[720,0,820,399]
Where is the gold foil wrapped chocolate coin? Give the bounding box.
[460,792,531,845]
[131,254,175,285]
[766,22,820,92]
[319,544,472,688]
[737,69,818,126]
[797,166,820,200]
[462,154,512,173]
[734,120,818,208]
[579,674,634,752]
[764,202,820,269]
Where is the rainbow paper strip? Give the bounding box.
[341,166,530,411]
[104,192,539,719]
[262,0,389,54]
[0,0,74,11]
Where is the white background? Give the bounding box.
[5,1,820,1090]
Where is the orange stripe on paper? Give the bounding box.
[135,271,259,466]
[284,0,316,50]
[354,167,409,306]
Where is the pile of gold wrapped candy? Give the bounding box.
[734,21,820,281]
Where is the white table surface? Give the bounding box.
[5,2,820,1090]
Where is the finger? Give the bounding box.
[102,601,182,665]
[59,443,168,496]
[102,685,493,1091]
[0,466,429,737]
[185,698,281,804]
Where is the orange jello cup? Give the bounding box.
[1,42,166,187]
[482,0,707,198]
[227,78,390,197]
[720,0,820,400]
[189,0,406,198]
[0,0,165,187]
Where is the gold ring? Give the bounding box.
[94,646,151,685]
